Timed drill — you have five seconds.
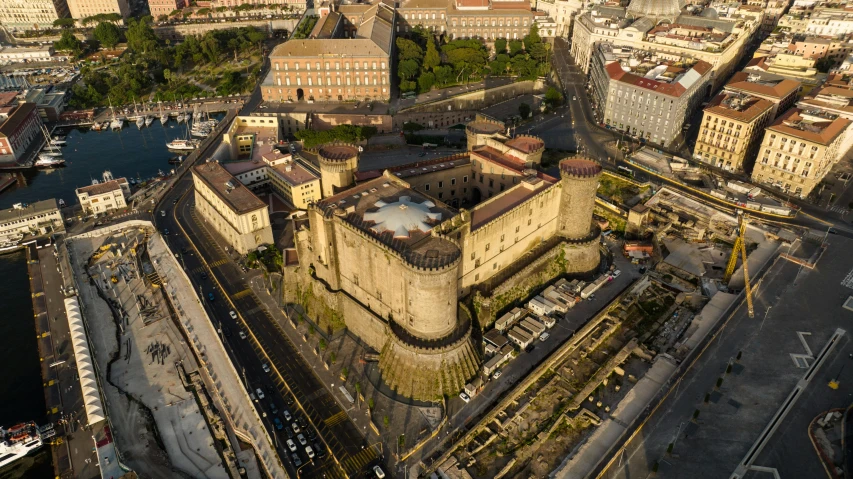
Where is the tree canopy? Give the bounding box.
[53,30,82,55]
[295,125,377,148]
[93,22,122,49]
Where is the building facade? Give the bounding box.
[262,1,394,102]
[0,103,42,164]
[0,0,69,31]
[724,70,800,120]
[192,162,274,254]
[591,43,712,147]
[66,0,128,21]
[75,178,130,215]
[693,91,774,172]
[148,0,186,17]
[0,199,63,239]
[751,108,850,197]
[397,0,535,40]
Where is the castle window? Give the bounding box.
[493,263,497,270]
[451,178,456,185]
[500,235,504,242]
[485,243,490,251]
[463,175,468,183]
[451,189,455,196]
[515,226,519,233]
[500,183,505,192]
[528,219,532,226]
[475,273,479,281]
[425,183,430,191]
[438,192,443,199]
[438,181,443,188]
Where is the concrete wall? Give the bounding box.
[401,165,473,208]
[310,113,393,133]
[473,240,600,328]
[194,189,273,254]
[399,80,545,114]
[393,110,475,130]
[152,19,297,40]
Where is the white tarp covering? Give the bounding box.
[64,297,106,426]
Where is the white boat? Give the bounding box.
[50,138,66,146]
[40,150,62,157]
[191,127,211,138]
[166,138,199,151]
[42,145,62,153]
[176,113,186,123]
[110,118,124,130]
[145,116,154,127]
[0,421,44,468]
[36,155,66,167]
[186,112,192,121]
[136,116,145,128]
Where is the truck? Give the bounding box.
[422,143,437,149]
[580,275,610,299]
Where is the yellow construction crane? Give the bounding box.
[723,211,754,318]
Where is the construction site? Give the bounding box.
[430,177,804,479]
[67,224,231,479]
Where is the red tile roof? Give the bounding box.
[767,108,851,145]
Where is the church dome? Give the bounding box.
[626,0,685,22]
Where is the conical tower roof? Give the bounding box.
[626,0,684,22]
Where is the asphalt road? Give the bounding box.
[153,181,379,479]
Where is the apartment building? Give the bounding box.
[797,78,853,155]
[591,43,712,147]
[724,70,800,120]
[572,0,761,89]
[0,103,42,164]
[743,54,825,92]
[192,162,274,254]
[66,0,129,19]
[534,0,583,37]
[263,1,394,102]
[76,178,130,215]
[693,91,774,172]
[751,108,850,197]
[0,0,69,31]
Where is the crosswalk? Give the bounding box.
[232,289,252,300]
[209,258,227,268]
[341,444,380,475]
[324,411,348,428]
[829,205,850,215]
[842,269,853,289]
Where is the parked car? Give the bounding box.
[540,332,550,341]
[459,392,470,403]
[313,442,325,458]
[283,409,292,421]
[230,310,238,319]
[291,453,302,467]
[374,466,386,478]
[256,388,265,400]
[297,434,307,446]
[492,370,502,379]
[262,363,270,373]
[305,446,315,459]
[239,331,247,339]
[286,439,297,452]
[273,417,283,430]
[207,292,215,301]
[292,423,300,434]
[613,270,622,278]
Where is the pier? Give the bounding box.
[26,241,106,479]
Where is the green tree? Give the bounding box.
[53,18,76,28]
[545,86,563,106]
[523,24,541,50]
[509,39,523,56]
[418,71,435,92]
[126,17,158,53]
[423,38,440,72]
[815,57,834,73]
[494,38,507,55]
[54,30,83,54]
[396,37,424,64]
[93,22,122,48]
[397,58,420,81]
[519,102,531,118]
[434,65,454,85]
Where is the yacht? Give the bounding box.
[136,116,145,128]
[145,116,154,127]
[191,126,211,138]
[166,138,199,151]
[35,156,66,168]
[50,136,66,146]
[110,118,124,130]
[91,122,105,131]
[0,421,44,468]
[176,113,186,123]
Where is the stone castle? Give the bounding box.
[284,116,602,400]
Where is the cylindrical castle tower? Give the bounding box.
[557,157,602,240]
[317,143,359,198]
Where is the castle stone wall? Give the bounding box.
[558,163,602,240]
[459,182,562,294]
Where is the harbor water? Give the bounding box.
[0,115,222,477]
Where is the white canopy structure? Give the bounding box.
[364,196,442,239]
[64,297,106,426]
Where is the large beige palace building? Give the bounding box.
[0,0,69,31]
[262,1,395,102]
[66,0,129,20]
